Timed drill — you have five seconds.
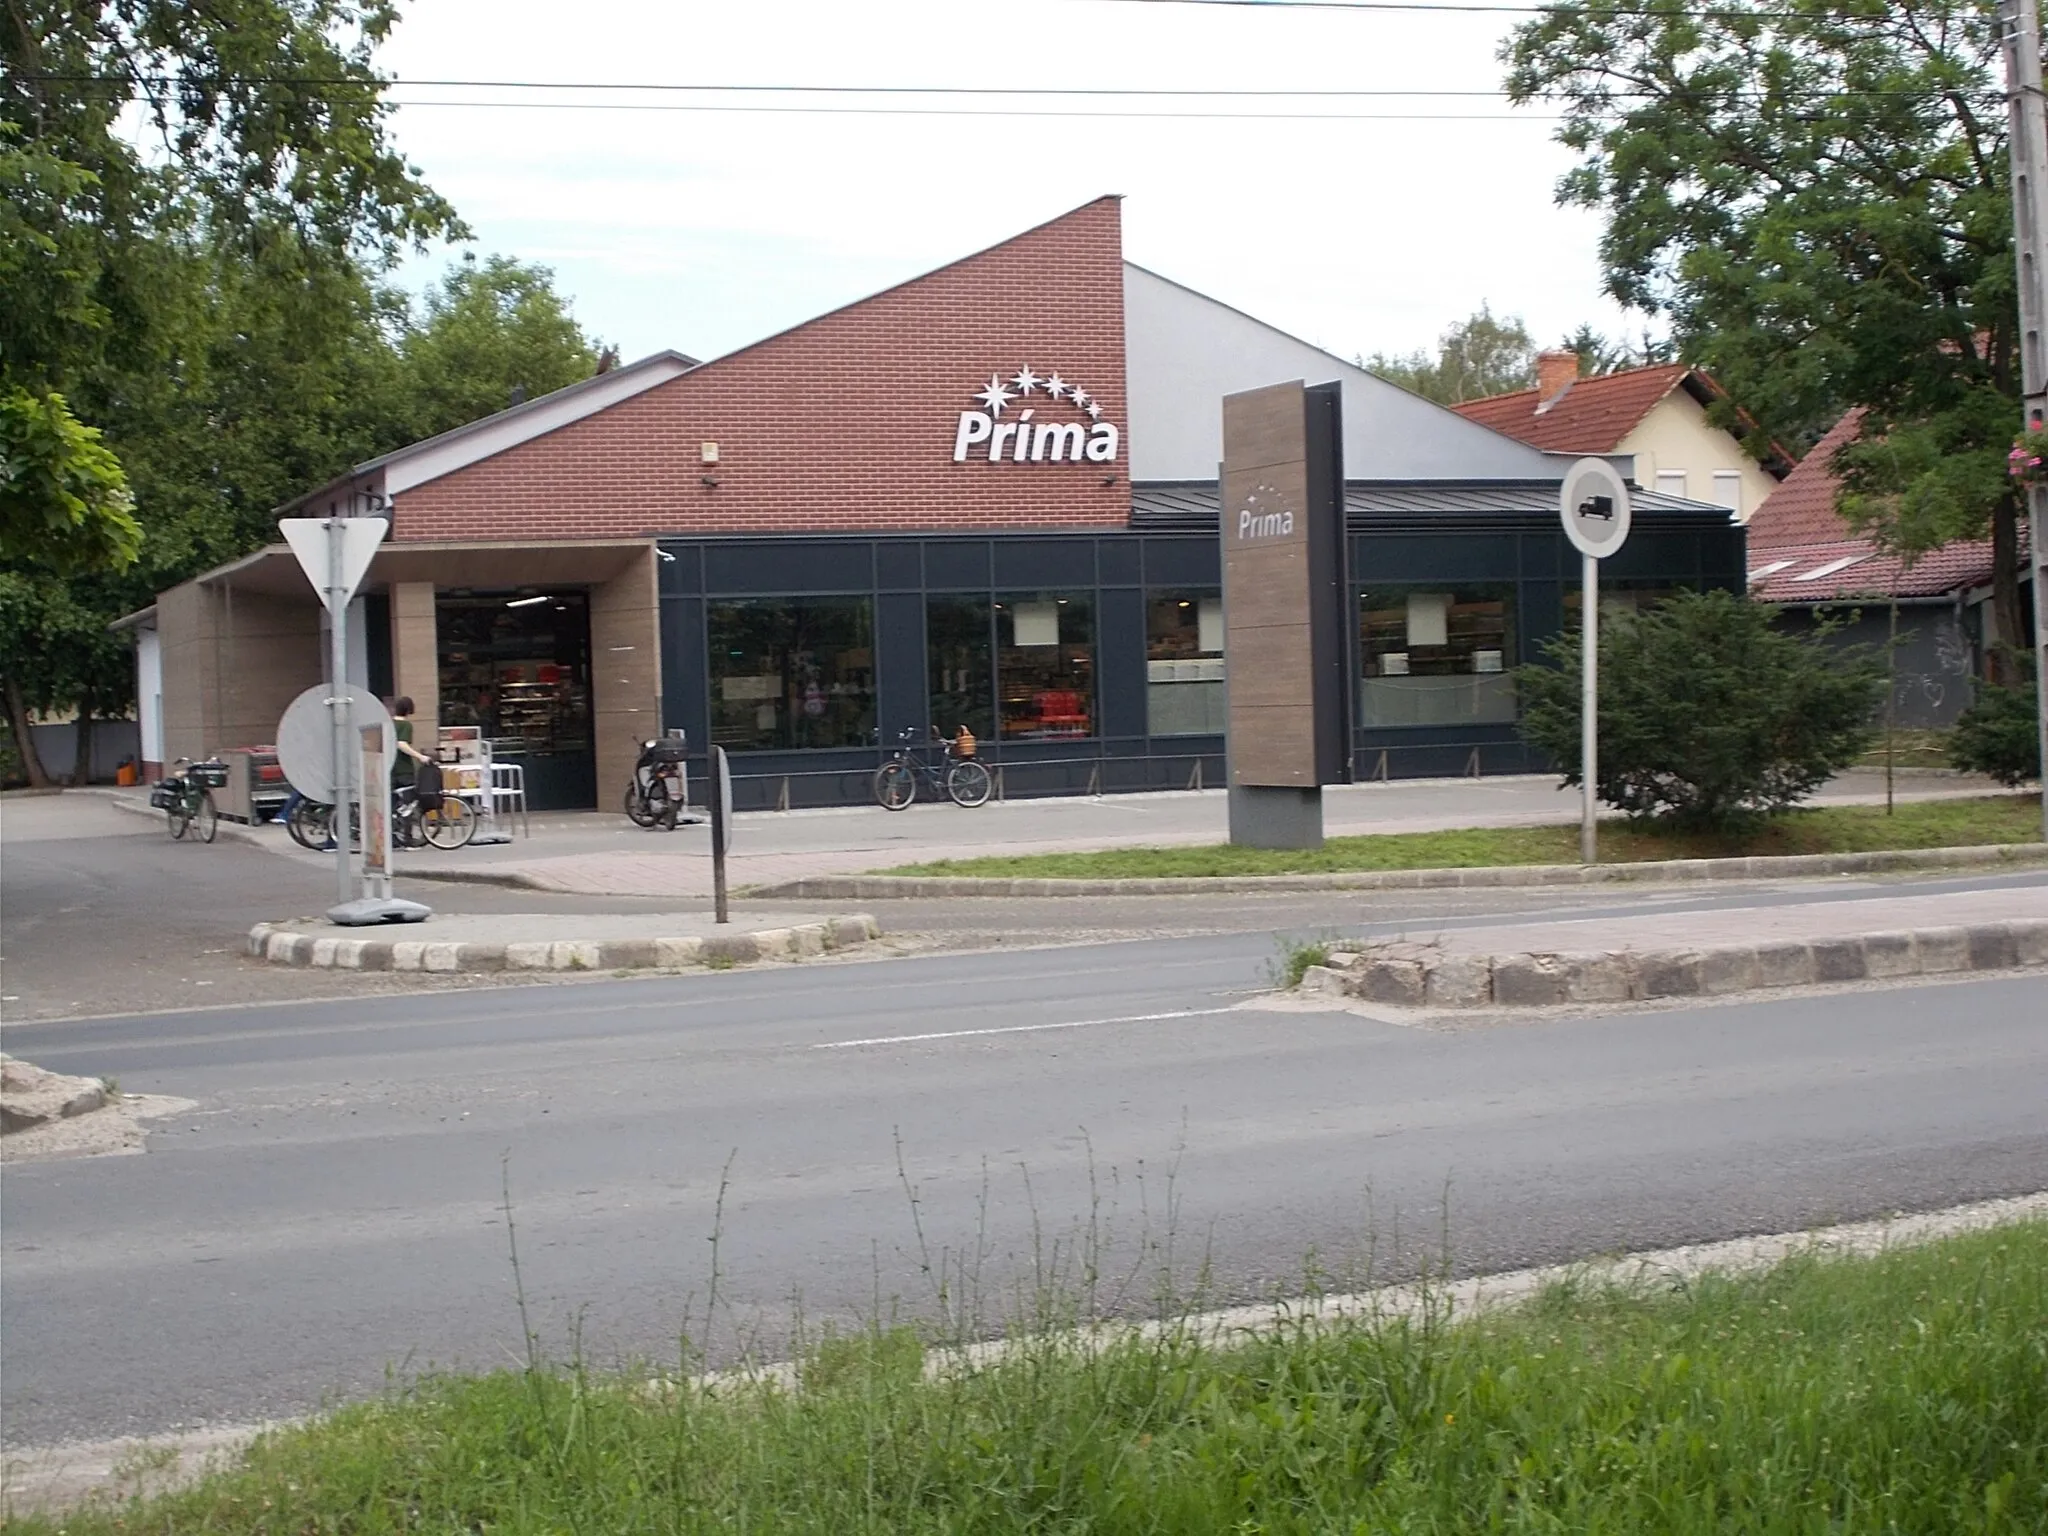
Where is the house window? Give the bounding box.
[707,598,875,751]
[997,593,1094,738]
[1146,591,1225,735]
[1656,469,1688,499]
[1357,585,1516,726]
[1711,470,1743,515]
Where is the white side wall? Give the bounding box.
[1123,265,1563,482]
[1617,394,1778,523]
[136,624,163,767]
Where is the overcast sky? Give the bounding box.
[379,0,1638,368]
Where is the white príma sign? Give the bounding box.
[952,366,1120,464]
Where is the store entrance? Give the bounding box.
[436,590,597,811]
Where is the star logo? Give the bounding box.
[1010,365,1041,396]
[1085,397,1104,420]
[975,374,1014,416]
[1071,386,1091,411]
[1044,373,1068,401]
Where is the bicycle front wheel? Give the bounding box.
[423,796,476,849]
[194,789,219,843]
[873,761,917,811]
[286,798,329,849]
[167,797,190,840]
[946,760,992,808]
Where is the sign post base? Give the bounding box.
[327,896,432,927]
[1227,785,1323,850]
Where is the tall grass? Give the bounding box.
[17,1221,2045,1533]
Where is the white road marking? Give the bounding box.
[814,1007,1239,1050]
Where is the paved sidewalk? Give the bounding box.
[95,771,2016,900]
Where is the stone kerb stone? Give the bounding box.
[247,916,881,974]
[1304,918,2048,1012]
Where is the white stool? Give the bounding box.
[489,762,530,838]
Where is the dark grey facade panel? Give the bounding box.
[652,514,1747,804]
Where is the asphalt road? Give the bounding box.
[3,932,2045,1449]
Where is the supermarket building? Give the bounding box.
[128,197,1745,810]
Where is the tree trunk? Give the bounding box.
[2,675,52,789]
[72,703,94,786]
[1990,493,2024,686]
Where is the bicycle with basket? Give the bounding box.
[150,756,229,842]
[873,726,992,810]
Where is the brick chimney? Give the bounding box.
[1536,349,1579,401]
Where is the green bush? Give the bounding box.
[1949,653,2042,787]
[1515,589,1882,830]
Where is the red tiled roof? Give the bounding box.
[1746,405,2001,602]
[1746,408,1869,546]
[1749,537,1997,604]
[1451,364,1692,453]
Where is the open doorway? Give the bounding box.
[436,590,596,810]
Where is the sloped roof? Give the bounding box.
[1451,364,1793,476]
[1749,537,1997,604]
[1746,408,1869,546]
[1451,364,1692,453]
[1747,407,1999,601]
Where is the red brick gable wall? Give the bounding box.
[392,198,1131,542]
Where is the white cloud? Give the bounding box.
[381,0,1637,365]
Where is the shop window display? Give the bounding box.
[928,597,996,741]
[1146,590,1225,735]
[1357,585,1516,726]
[997,592,1094,738]
[708,598,875,752]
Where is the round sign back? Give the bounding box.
[1560,457,1634,560]
[276,683,395,803]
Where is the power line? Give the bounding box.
[16,73,2001,104]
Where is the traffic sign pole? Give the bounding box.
[1560,458,1634,867]
[327,519,353,908]
[1582,551,1599,865]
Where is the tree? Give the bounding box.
[1504,0,2031,678]
[402,254,599,440]
[1557,322,1674,377]
[1367,304,1538,403]
[1514,590,1883,829]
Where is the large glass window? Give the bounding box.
[997,592,1094,739]
[1358,584,1516,726]
[1147,589,1225,735]
[708,598,875,751]
[928,597,995,741]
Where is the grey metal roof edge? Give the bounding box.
[107,602,158,632]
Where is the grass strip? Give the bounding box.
[887,794,2045,879]
[22,1221,2047,1534]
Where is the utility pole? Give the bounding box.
[1998,0,2048,839]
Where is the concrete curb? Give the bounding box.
[751,842,2048,900]
[245,915,882,972]
[1299,918,2048,1010]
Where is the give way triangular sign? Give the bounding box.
[280,517,388,614]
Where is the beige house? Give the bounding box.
[1453,353,1790,522]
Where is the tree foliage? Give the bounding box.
[403,254,598,440]
[1504,0,2031,665]
[0,3,603,785]
[1514,589,1883,829]
[1368,305,1539,403]
[0,386,139,572]
[1947,652,2042,785]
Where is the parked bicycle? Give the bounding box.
[624,736,702,828]
[873,726,992,810]
[284,783,474,850]
[150,757,227,842]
